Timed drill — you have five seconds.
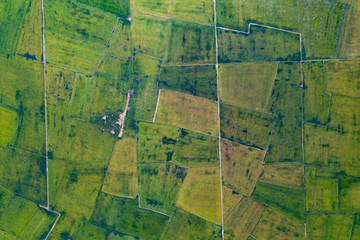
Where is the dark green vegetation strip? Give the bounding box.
[77,0,130,18]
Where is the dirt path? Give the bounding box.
[117,90,131,138]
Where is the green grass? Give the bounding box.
[259,162,304,191]
[134,54,161,77]
[155,90,219,136]
[224,197,265,240]
[176,167,222,225]
[132,13,171,59]
[304,62,331,124]
[139,163,187,215]
[77,0,130,18]
[103,138,138,198]
[92,56,132,115]
[0,148,46,204]
[0,186,14,216]
[217,26,300,63]
[276,62,302,85]
[160,208,222,240]
[163,21,216,65]
[46,31,103,74]
[221,139,264,196]
[92,193,169,240]
[0,106,17,147]
[252,181,304,220]
[46,65,74,100]
[219,62,277,111]
[220,103,276,150]
[131,0,172,18]
[306,214,328,240]
[171,0,214,24]
[45,0,117,45]
[16,0,42,61]
[325,60,360,98]
[252,207,304,240]
[67,73,95,120]
[159,65,217,101]
[172,129,219,167]
[73,221,108,240]
[106,19,132,59]
[137,121,180,163]
[53,172,103,237]
[265,80,302,163]
[216,0,349,59]
[339,176,360,212]
[326,214,354,240]
[352,214,360,239]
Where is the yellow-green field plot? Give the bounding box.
[259,162,304,191]
[131,0,173,18]
[0,106,17,147]
[326,214,354,240]
[222,185,243,219]
[102,138,138,198]
[172,0,214,25]
[221,139,264,196]
[339,176,360,212]
[219,62,277,111]
[176,167,222,225]
[106,19,132,59]
[252,207,304,240]
[325,60,360,98]
[46,65,74,100]
[155,90,219,136]
[224,197,265,240]
[276,62,302,85]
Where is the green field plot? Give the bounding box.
[224,197,265,240]
[325,60,360,98]
[163,21,216,65]
[155,90,219,136]
[134,54,161,77]
[74,221,108,240]
[259,162,304,191]
[0,0,29,55]
[53,172,103,237]
[176,167,222,225]
[77,0,130,18]
[51,119,116,170]
[131,0,172,17]
[45,0,117,45]
[265,80,302,163]
[0,106,17,147]
[352,214,360,239]
[305,166,339,213]
[46,31,103,74]
[223,185,243,219]
[0,185,14,216]
[92,56,132,115]
[16,0,42,61]
[306,214,328,240]
[132,13,170,59]
[222,139,264,196]
[92,193,169,240]
[161,208,222,239]
[172,129,219,167]
[216,0,349,59]
[159,65,217,100]
[339,176,360,212]
[108,231,140,240]
[139,163,187,215]
[252,181,304,220]
[46,66,74,100]
[276,62,302,85]
[137,121,180,162]
[0,195,57,240]
[220,103,276,149]
[217,27,300,63]
[106,19,132,59]
[103,138,138,198]
[304,62,331,124]
[219,62,276,111]
[0,148,46,203]
[67,73,95,120]
[172,0,214,24]
[326,214,354,240]
[339,0,360,58]
[252,207,304,240]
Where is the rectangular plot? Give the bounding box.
[326,214,354,240]
[106,19,132,59]
[159,65,217,101]
[46,65,74,100]
[276,62,302,85]
[339,176,360,212]
[46,31,103,74]
[74,222,108,240]
[139,163,187,215]
[222,185,243,219]
[306,214,328,240]
[0,106,17,147]
[172,0,214,25]
[131,0,172,17]
[220,103,276,150]
[217,26,300,63]
[155,90,219,136]
[77,0,130,18]
[102,138,138,198]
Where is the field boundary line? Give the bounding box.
[137,195,170,217]
[221,138,266,154]
[160,88,218,103]
[152,89,161,122]
[42,209,61,240]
